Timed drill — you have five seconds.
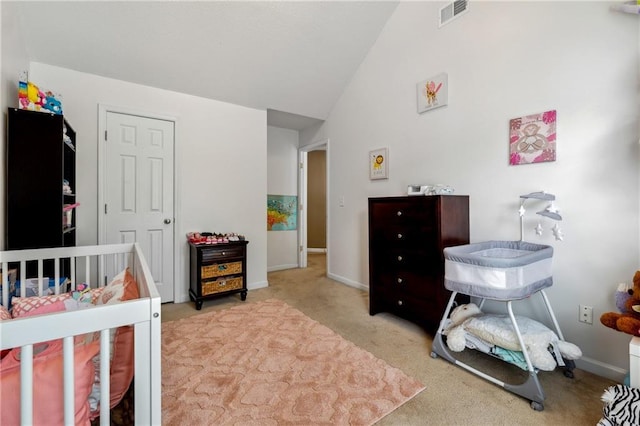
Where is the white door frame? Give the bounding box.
[97,104,180,301]
[298,138,329,270]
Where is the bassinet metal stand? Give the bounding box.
[430,240,575,411]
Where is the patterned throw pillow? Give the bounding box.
[0,305,10,321]
[11,293,71,318]
[96,268,139,305]
[89,287,105,304]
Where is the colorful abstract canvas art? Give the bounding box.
[267,195,298,231]
[509,110,556,165]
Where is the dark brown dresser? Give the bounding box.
[368,195,469,333]
[189,240,249,310]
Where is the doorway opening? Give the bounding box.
[298,139,329,274]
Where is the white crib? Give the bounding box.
[0,243,162,425]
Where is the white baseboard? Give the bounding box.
[307,248,327,253]
[247,280,269,290]
[327,272,368,291]
[267,264,298,272]
[575,356,626,383]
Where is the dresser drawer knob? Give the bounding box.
[397,255,403,262]
[222,252,226,256]
[397,278,403,284]
[398,300,403,306]
[397,233,403,239]
[397,211,402,216]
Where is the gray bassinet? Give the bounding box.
[431,240,574,411]
[444,240,553,300]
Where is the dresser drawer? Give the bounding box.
[374,226,437,248]
[370,200,437,228]
[372,285,439,316]
[370,248,441,273]
[373,269,440,297]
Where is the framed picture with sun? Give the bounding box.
[369,148,388,180]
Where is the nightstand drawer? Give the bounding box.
[202,246,244,262]
[202,277,243,296]
[201,261,242,279]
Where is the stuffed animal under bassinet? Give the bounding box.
[443,303,581,372]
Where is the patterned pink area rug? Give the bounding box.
[162,299,425,425]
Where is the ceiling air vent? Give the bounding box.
[439,0,469,27]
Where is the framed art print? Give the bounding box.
[417,73,448,113]
[369,148,388,180]
[509,109,557,165]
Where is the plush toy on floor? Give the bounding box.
[601,271,640,337]
[444,303,581,371]
[597,384,640,426]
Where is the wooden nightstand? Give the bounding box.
[189,240,248,310]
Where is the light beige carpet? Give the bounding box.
[161,298,425,425]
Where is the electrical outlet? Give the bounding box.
[579,305,593,324]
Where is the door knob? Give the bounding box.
[164,218,172,224]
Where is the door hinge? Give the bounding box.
[299,162,303,169]
[104,204,108,214]
[104,130,108,141]
[300,245,303,252]
[299,204,303,211]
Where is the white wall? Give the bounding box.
[27,63,269,302]
[267,126,299,271]
[302,2,640,380]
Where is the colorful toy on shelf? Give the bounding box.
[17,70,63,115]
[63,179,72,195]
[63,125,75,150]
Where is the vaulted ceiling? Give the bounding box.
[11,1,398,130]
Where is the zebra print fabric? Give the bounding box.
[598,384,640,426]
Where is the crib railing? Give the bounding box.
[0,243,162,425]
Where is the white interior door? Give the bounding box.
[104,111,175,302]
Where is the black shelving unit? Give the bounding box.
[6,108,76,278]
